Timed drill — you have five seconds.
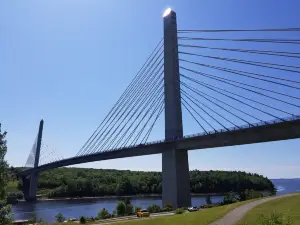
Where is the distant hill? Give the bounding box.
[11,167,275,198]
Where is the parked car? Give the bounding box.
[137,209,150,217]
[187,206,199,212]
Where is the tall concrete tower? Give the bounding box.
[162,9,191,208]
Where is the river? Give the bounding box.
[11,179,300,222]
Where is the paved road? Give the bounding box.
[209,193,298,225]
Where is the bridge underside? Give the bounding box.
[19,118,300,176]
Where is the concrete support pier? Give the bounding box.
[23,120,43,202]
[162,9,191,209]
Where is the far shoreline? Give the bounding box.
[19,193,224,202]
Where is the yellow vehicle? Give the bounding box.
[136,209,150,217]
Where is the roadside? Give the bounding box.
[209,193,299,225]
[90,212,174,225]
[236,193,300,225]
[79,199,258,225]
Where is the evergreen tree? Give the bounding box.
[0,124,12,225]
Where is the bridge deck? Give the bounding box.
[19,117,300,176]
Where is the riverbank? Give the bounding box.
[19,193,224,202]
[12,195,225,222]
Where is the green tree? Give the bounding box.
[205,195,212,205]
[98,208,110,219]
[147,204,161,213]
[79,216,86,224]
[116,201,126,216]
[55,213,65,222]
[125,203,134,215]
[0,125,12,225]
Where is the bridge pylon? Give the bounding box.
[22,119,43,202]
[162,9,191,208]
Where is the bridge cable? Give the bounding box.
[178,37,300,44]
[179,61,300,101]
[178,44,300,59]
[105,81,164,151]
[181,88,240,128]
[182,94,216,131]
[77,51,163,156]
[181,99,208,134]
[178,28,300,33]
[88,67,163,154]
[180,81,261,124]
[79,55,164,156]
[140,102,165,144]
[179,52,300,76]
[76,39,163,156]
[177,53,300,85]
[180,73,287,120]
[131,99,164,146]
[120,92,164,148]
[115,91,164,149]
[180,66,300,110]
[178,51,300,84]
[85,66,164,155]
[181,91,228,131]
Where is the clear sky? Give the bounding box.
[1,0,300,179]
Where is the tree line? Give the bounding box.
[11,167,275,198]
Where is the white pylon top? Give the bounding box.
[163,8,172,17]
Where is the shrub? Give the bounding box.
[135,206,142,213]
[200,204,213,209]
[175,208,185,214]
[55,213,65,222]
[88,216,96,221]
[16,192,24,200]
[123,197,131,205]
[200,202,221,209]
[98,208,110,219]
[116,201,126,216]
[126,203,134,215]
[79,216,86,224]
[239,189,262,201]
[205,195,212,205]
[147,204,161,213]
[223,192,239,205]
[243,211,291,225]
[164,204,173,211]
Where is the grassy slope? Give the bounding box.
[85,199,255,225]
[237,194,300,225]
[7,181,18,192]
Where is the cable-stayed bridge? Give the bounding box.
[18,10,300,208]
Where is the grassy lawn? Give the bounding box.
[237,194,300,225]
[92,199,256,225]
[7,181,18,192]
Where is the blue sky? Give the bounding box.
[1,0,300,179]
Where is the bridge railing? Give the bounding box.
[101,115,300,153]
[37,115,300,167]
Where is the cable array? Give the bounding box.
[178,27,300,133]
[38,142,64,166]
[76,39,165,157]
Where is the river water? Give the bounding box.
[11,179,300,222]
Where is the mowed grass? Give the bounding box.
[7,181,18,192]
[237,194,300,225]
[100,199,256,225]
